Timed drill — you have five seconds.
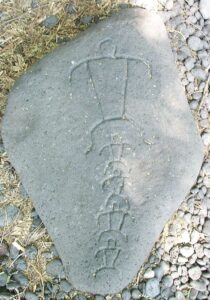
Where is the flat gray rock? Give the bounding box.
[2,9,203,295]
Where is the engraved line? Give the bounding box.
[112,249,121,267]
[99,143,132,156]
[97,230,127,242]
[122,60,128,116]
[69,55,152,81]
[86,61,105,120]
[98,38,117,57]
[86,116,138,154]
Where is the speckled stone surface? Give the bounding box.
[2,8,203,295]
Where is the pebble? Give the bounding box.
[203,219,210,235]
[25,292,39,300]
[41,15,59,28]
[80,16,94,25]
[145,278,160,298]
[175,290,185,300]
[180,246,194,258]
[204,248,210,258]
[73,295,86,300]
[143,268,155,279]
[202,133,210,147]
[122,289,131,300]
[95,296,105,300]
[0,272,7,287]
[15,258,27,271]
[189,288,198,300]
[203,177,210,188]
[9,242,20,259]
[25,245,37,260]
[191,230,200,244]
[65,3,77,14]
[162,275,173,288]
[46,259,65,278]
[188,36,203,51]
[0,205,20,227]
[165,0,173,10]
[199,0,210,19]
[194,243,204,259]
[13,272,29,286]
[189,266,202,280]
[191,279,207,292]
[0,243,8,257]
[31,0,39,9]
[131,288,141,299]
[191,68,207,81]
[180,229,190,243]
[59,280,72,293]
[161,287,171,299]
[184,57,195,71]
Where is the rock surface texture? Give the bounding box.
[2,8,203,295]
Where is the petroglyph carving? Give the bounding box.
[69,39,151,275]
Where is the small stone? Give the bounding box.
[0,272,7,287]
[202,133,210,147]
[188,36,203,51]
[19,183,29,198]
[189,266,202,280]
[6,280,20,290]
[191,279,207,292]
[95,296,105,300]
[131,288,141,299]
[0,243,8,257]
[189,288,198,300]
[191,68,207,81]
[203,219,210,235]
[165,0,173,10]
[180,246,194,258]
[164,236,175,252]
[191,230,200,244]
[15,258,27,271]
[13,272,29,286]
[25,245,37,260]
[25,292,39,300]
[171,271,179,279]
[199,0,210,19]
[41,15,59,29]
[9,242,20,259]
[31,0,39,9]
[60,280,72,293]
[80,16,94,25]
[161,275,173,288]
[180,229,190,243]
[178,255,188,264]
[46,259,65,278]
[181,275,188,284]
[194,243,204,259]
[0,205,20,227]
[143,269,155,279]
[122,289,131,300]
[65,2,77,14]
[145,278,160,298]
[49,245,59,257]
[73,295,86,300]
[161,287,171,299]
[203,177,210,188]
[204,248,210,258]
[176,290,185,300]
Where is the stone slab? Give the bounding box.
[2,8,203,295]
